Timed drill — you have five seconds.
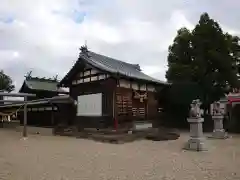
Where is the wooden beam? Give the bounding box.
[0,96,70,108]
[0,92,36,97]
[0,100,24,103]
[0,100,49,108]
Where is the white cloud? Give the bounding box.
[13,51,19,58]
[142,65,166,76]
[221,25,240,36]
[170,10,194,31]
[0,0,239,91]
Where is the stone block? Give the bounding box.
[210,115,228,139]
[184,137,207,151]
[210,129,228,139]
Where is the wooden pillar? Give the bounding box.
[51,105,54,126]
[23,96,27,137]
[51,107,55,135]
[113,90,118,130]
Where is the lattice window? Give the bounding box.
[132,108,145,117]
[132,108,137,116]
[139,108,145,117]
[116,94,132,116]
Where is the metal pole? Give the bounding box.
[23,96,27,137]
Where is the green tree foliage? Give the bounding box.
[191,13,239,109]
[161,13,240,129]
[225,33,240,76]
[158,82,202,128]
[166,28,193,82]
[0,70,15,92]
[166,13,240,110]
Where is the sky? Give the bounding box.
[1,0,240,91]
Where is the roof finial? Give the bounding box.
[25,71,32,80]
[80,41,90,57]
[53,75,58,81]
[135,64,141,71]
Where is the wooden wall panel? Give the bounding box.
[71,78,116,128]
[115,87,159,124]
[147,92,158,119]
[15,103,75,128]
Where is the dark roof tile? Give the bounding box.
[85,51,167,84]
[60,50,168,85]
[19,77,67,93]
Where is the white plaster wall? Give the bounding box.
[77,93,102,116]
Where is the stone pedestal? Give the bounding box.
[211,115,228,139]
[184,118,207,151]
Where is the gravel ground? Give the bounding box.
[0,130,240,180]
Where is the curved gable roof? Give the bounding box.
[59,50,168,86]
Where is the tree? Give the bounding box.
[166,28,193,82]
[158,82,202,128]
[165,13,240,114]
[0,70,15,92]
[191,13,239,111]
[225,33,240,76]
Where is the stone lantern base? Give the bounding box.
[184,118,207,151]
[209,115,228,139]
[211,129,228,139]
[184,137,207,151]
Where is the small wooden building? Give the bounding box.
[0,96,75,127]
[59,46,168,129]
[0,76,74,129]
[19,76,67,100]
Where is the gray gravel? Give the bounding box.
[0,130,240,180]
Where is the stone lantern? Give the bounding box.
[184,99,207,151]
[210,101,228,139]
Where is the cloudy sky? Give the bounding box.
[1,0,240,91]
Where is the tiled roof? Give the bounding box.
[60,50,168,85]
[19,77,67,93]
[86,51,167,84]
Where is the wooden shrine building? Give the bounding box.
[19,74,67,100]
[59,46,168,129]
[0,75,75,129]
